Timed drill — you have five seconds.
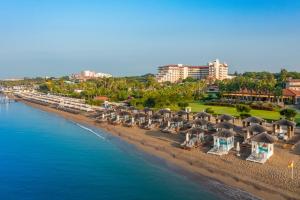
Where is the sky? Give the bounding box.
[0,0,299,78]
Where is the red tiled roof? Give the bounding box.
[94,96,109,101]
[286,79,300,82]
[282,89,300,97]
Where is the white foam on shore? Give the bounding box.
[75,123,105,140]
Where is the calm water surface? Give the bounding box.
[0,99,257,200]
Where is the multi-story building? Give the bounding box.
[285,78,300,91]
[208,59,229,80]
[72,70,112,81]
[156,59,229,83]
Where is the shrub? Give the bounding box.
[236,104,251,113]
[143,97,156,108]
[205,107,214,114]
[178,102,189,108]
[280,108,297,120]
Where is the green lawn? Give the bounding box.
[295,113,300,124]
[189,102,281,122]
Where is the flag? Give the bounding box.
[288,161,294,168]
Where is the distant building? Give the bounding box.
[286,78,300,91]
[156,59,229,83]
[208,59,229,80]
[282,89,300,104]
[72,70,112,81]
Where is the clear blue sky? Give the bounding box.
[0,0,299,78]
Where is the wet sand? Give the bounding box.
[19,99,300,200]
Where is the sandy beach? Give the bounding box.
[18,99,300,200]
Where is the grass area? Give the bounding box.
[295,113,300,124]
[189,102,281,122]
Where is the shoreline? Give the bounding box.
[16,99,300,200]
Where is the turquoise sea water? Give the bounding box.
[0,99,257,200]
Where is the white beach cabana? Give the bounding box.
[208,129,235,156]
[246,133,277,164]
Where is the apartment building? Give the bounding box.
[156,59,229,83]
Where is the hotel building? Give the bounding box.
[285,78,300,91]
[72,70,112,81]
[156,59,229,83]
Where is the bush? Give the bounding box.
[144,97,156,108]
[178,102,189,108]
[236,104,251,113]
[205,107,214,114]
[280,108,297,120]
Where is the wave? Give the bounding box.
[75,123,105,140]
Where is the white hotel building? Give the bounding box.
[156,59,229,83]
[72,70,112,81]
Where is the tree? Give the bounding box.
[280,108,297,120]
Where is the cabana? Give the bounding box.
[140,118,154,130]
[143,107,153,116]
[110,114,121,125]
[171,116,185,130]
[151,113,164,126]
[95,111,108,123]
[134,113,147,126]
[273,119,296,140]
[214,121,235,131]
[189,127,206,141]
[128,106,139,114]
[123,117,135,127]
[193,119,213,130]
[216,114,234,124]
[246,133,277,164]
[194,112,211,121]
[244,124,268,142]
[105,109,116,121]
[242,116,264,127]
[179,122,193,134]
[119,111,132,122]
[208,130,235,156]
[160,120,171,133]
[176,110,189,121]
[115,105,127,112]
[181,128,205,150]
[158,109,172,119]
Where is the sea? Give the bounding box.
[0,96,259,200]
